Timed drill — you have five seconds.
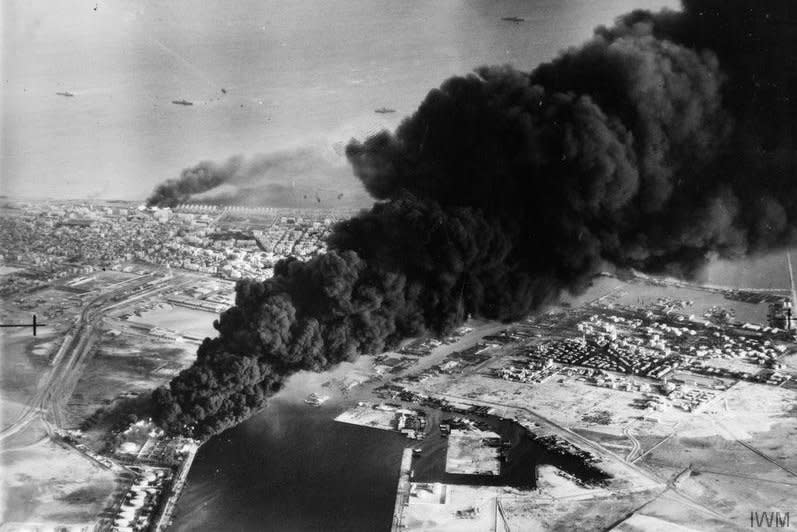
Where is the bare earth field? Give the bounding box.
[502,490,659,532]
[1,428,116,527]
[125,305,219,340]
[402,483,506,532]
[445,429,501,475]
[636,382,797,525]
[65,270,139,292]
[0,331,59,417]
[335,403,401,431]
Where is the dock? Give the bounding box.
[788,251,796,312]
[153,441,199,531]
[390,448,413,532]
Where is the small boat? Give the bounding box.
[374,107,396,114]
[172,99,194,106]
[304,393,329,407]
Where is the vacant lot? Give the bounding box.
[445,429,501,475]
[1,428,116,527]
[402,483,506,532]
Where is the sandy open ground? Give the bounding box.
[635,382,797,526]
[126,305,219,339]
[402,483,507,532]
[0,331,58,412]
[1,428,115,527]
[445,429,501,475]
[500,488,661,532]
[335,404,401,431]
[614,513,706,531]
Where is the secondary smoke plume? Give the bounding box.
[147,159,233,207]
[146,148,370,208]
[153,1,797,439]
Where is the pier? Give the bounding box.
[788,251,796,311]
[154,441,199,531]
[390,448,413,532]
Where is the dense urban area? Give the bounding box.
[2,199,797,531]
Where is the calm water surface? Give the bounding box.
[172,398,409,532]
[5,0,676,201]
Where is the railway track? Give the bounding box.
[1,273,174,442]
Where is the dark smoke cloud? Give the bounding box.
[146,159,233,207]
[146,148,371,208]
[153,1,797,439]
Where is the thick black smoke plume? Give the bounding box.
[153,1,797,439]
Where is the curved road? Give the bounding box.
[623,424,641,462]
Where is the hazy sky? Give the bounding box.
[2,0,678,201]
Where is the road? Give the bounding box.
[710,415,797,479]
[623,424,641,462]
[0,271,174,443]
[436,392,738,527]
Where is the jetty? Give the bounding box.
[153,441,199,531]
[390,448,413,532]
